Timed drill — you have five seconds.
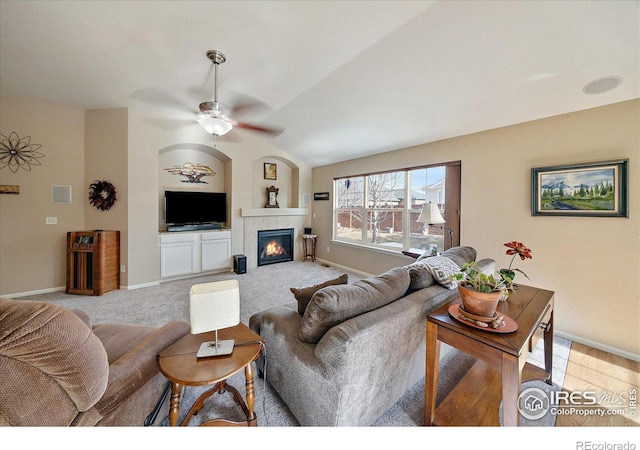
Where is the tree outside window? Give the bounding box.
[334,165,449,253]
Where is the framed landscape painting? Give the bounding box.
[531,159,628,217]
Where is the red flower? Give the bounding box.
[504,241,532,261]
[500,241,533,283]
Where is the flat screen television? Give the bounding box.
[164,191,226,225]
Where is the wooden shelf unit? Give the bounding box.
[66,230,120,296]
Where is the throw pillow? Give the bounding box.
[290,274,349,316]
[440,246,477,268]
[420,256,461,289]
[404,261,436,291]
[298,267,410,344]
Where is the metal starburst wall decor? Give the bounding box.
[0,132,45,173]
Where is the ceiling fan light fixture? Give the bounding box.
[195,49,282,138]
[197,113,233,137]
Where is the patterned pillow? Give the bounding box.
[420,256,461,289]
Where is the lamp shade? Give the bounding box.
[189,280,240,334]
[416,202,445,224]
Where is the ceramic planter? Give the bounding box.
[458,282,502,318]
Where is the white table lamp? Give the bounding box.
[416,202,454,249]
[416,202,446,225]
[189,280,240,357]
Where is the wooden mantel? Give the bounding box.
[241,208,309,217]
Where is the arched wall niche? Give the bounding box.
[251,155,300,208]
[157,143,232,229]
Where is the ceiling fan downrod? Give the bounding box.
[208,50,225,104]
[197,50,233,137]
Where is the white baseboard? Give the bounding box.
[313,257,373,277]
[555,330,640,363]
[4,286,66,298]
[120,281,160,290]
[4,282,161,297]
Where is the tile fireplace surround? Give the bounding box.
[241,208,308,270]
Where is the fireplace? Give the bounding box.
[257,228,294,266]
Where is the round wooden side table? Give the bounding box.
[302,234,317,262]
[158,323,264,426]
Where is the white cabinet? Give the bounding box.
[159,230,231,279]
[201,232,231,272]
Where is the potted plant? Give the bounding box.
[450,261,513,318]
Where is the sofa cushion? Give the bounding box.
[405,261,436,290]
[290,274,349,316]
[298,267,410,344]
[440,246,477,268]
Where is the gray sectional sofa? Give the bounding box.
[249,246,495,426]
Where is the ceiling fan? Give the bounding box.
[197,50,283,138]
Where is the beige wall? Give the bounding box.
[313,99,639,358]
[85,108,129,285]
[0,95,86,294]
[0,95,312,294]
[3,93,636,358]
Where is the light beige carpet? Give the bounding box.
[16,260,570,427]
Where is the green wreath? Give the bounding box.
[89,180,117,211]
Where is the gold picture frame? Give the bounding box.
[264,163,277,180]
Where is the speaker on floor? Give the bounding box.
[233,254,247,274]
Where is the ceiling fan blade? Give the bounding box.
[229,93,272,118]
[236,121,284,137]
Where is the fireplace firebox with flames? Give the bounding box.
[257,228,294,266]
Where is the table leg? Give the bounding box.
[245,362,257,426]
[501,353,521,426]
[424,321,440,426]
[544,312,554,386]
[169,382,182,427]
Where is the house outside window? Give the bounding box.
[334,163,458,254]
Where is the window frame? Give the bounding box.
[332,161,460,254]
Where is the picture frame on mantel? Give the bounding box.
[531,159,628,217]
[264,163,277,180]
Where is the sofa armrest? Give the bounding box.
[95,320,190,416]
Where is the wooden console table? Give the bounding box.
[424,284,554,426]
[158,323,264,426]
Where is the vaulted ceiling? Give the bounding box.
[1,1,638,167]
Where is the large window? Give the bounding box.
[334,162,460,254]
